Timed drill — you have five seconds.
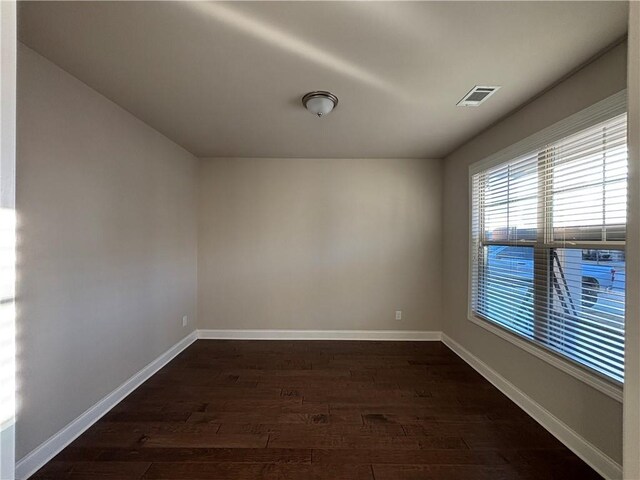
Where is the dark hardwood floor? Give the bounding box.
[32,340,602,479]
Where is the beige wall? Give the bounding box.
[442,42,627,464]
[16,45,198,459]
[624,4,640,478]
[198,157,442,332]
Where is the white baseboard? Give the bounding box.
[196,329,442,341]
[15,330,198,480]
[441,333,622,480]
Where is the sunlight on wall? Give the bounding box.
[0,1,16,477]
[0,209,15,429]
[188,2,406,101]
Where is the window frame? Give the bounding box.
[467,90,627,402]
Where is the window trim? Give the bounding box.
[467,90,627,402]
[467,313,622,402]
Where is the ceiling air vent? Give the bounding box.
[456,85,500,107]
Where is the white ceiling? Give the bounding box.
[18,1,628,159]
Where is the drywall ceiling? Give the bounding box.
[18,1,628,159]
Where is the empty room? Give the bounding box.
[0,1,639,479]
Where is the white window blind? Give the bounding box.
[470,109,627,384]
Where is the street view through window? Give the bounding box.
[471,113,627,382]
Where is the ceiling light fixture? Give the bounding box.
[302,91,339,117]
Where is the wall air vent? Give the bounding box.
[456,85,500,107]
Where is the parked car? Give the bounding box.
[485,245,625,314]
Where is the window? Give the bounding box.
[470,105,627,384]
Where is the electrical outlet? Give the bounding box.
[395,310,402,321]
[182,315,188,327]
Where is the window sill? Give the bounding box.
[467,313,623,402]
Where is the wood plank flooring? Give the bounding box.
[31,340,602,479]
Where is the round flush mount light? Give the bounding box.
[302,91,339,117]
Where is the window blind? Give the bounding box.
[470,112,627,383]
